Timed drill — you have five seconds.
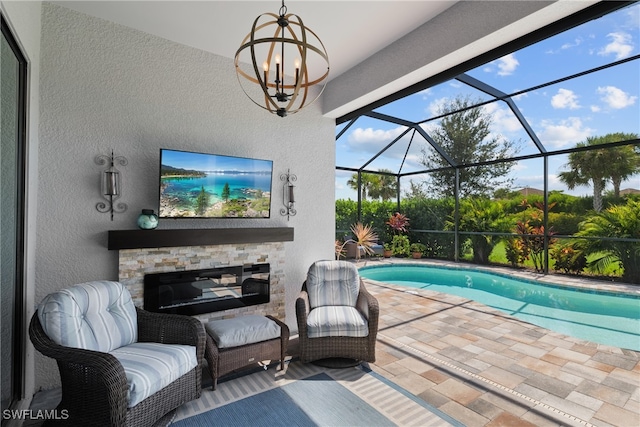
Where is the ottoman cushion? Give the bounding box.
[206,315,281,349]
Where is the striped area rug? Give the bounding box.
[172,360,462,426]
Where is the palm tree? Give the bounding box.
[367,169,398,201]
[604,133,640,196]
[346,172,375,200]
[558,133,639,212]
[347,169,397,201]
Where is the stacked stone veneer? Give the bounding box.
[118,242,285,321]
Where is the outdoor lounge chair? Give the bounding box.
[296,260,379,364]
[29,280,205,426]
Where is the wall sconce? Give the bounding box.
[280,169,296,220]
[95,150,127,220]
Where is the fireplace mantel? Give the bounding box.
[108,227,294,250]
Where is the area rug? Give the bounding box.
[171,360,463,427]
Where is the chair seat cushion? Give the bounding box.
[307,306,369,338]
[110,342,197,407]
[205,315,281,349]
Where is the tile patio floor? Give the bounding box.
[348,258,640,427]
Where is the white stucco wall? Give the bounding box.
[35,2,334,390]
[1,0,42,410]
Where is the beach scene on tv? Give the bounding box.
[159,149,272,218]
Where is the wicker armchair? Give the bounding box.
[296,261,379,364]
[29,281,205,427]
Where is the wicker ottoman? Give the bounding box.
[204,315,289,390]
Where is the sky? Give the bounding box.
[335,3,640,201]
[161,149,272,173]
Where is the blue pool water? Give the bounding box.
[359,264,640,351]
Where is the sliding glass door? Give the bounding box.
[1,15,27,411]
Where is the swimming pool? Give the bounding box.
[359,263,640,351]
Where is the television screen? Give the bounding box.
[159,149,273,218]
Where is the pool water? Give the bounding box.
[359,264,640,351]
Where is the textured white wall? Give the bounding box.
[35,3,334,389]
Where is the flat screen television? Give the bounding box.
[158,148,273,218]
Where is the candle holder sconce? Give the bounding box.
[95,150,127,221]
[280,169,296,220]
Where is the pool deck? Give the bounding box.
[355,258,640,427]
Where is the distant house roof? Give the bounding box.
[620,188,640,195]
[518,187,544,197]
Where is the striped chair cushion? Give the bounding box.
[38,281,137,352]
[306,260,360,309]
[110,342,197,407]
[307,306,369,338]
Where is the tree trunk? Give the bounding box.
[612,178,621,197]
[592,180,604,212]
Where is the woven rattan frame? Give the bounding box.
[296,279,379,363]
[204,315,289,390]
[29,307,205,427]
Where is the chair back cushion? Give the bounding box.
[38,281,138,352]
[306,260,360,309]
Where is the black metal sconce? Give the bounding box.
[95,150,127,220]
[280,169,296,220]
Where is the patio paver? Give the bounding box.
[357,259,640,427]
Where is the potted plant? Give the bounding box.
[410,243,426,259]
[340,222,379,260]
[383,243,392,258]
[390,234,410,257]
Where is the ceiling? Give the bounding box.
[53,1,458,82]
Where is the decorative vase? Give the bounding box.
[137,209,158,230]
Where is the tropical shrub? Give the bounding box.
[504,236,529,267]
[453,198,512,265]
[386,212,410,234]
[548,212,584,235]
[550,242,587,274]
[576,199,640,283]
[512,200,557,272]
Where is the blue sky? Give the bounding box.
[336,3,639,200]
[161,149,272,173]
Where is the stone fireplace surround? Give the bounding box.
[109,228,293,322]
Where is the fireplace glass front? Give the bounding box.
[144,263,270,315]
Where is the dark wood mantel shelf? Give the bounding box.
[108,227,294,250]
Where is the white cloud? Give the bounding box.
[596,86,637,109]
[482,102,521,133]
[497,53,519,76]
[598,32,634,60]
[347,126,405,147]
[561,37,583,51]
[551,88,581,110]
[427,97,449,117]
[590,105,601,113]
[539,117,594,149]
[418,88,431,99]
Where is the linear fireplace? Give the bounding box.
[144,263,270,316]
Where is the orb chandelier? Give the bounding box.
[235,0,330,117]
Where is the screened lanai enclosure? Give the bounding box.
[335,1,640,283]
